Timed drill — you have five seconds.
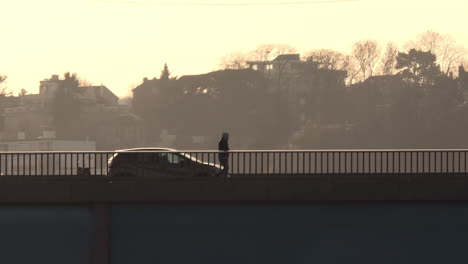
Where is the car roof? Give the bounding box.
[116,147,177,152]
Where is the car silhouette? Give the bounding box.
[107,148,223,178]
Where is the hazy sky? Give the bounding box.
[0,0,467,97]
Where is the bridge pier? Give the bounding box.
[91,203,111,264]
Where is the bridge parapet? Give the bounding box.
[0,150,466,203]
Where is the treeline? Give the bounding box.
[220,30,467,84]
[134,30,468,150]
[297,49,466,149]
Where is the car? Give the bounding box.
[107,147,223,178]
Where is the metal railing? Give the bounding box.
[0,152,112,176]
[224,150,468,176]
[0,150,467,177]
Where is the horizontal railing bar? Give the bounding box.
[0,149,468,154]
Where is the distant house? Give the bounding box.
[247,53,347,97]
[39,75,118,106]
[247,54,302,76]
[75,85,119,105]
[0,75,132,149]
[38,74,61,105]
[132,78,159,118]
[2,106,52,141]
[0,95,20,131]
[248,54,348,133]
[132,77,181,116]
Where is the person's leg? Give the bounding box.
[217,156,225,176]
[224,158,229,177]
[220,158,228,176]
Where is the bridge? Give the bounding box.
[0,149,468,202]
[1,149,468,264]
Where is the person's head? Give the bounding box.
[222,132,229,140]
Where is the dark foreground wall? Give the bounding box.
[1,203,468,264]
[111,203,468,264]
[0,207,92,264]
[1,175,467,263]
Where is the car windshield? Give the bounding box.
[179,153,216,165]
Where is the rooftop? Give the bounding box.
[273,54,301,61]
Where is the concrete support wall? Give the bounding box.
[0,174,467,203]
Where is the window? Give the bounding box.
[161,153,182,164]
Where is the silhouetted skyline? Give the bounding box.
[0,0,467,96]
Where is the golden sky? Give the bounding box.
[0,0,467,97]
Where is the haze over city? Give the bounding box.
[3,2,468,263]
[1,0,467,97]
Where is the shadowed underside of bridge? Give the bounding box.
[1,173,468,203]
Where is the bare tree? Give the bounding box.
[413,30,443,53]
[342,55,360,85]
[305,49,347,70]
[78,78,94,87]
[304,49,359,85]
[219,44,297,71]
[379,42,399,75]
[219,52,249,70]
[352,40,381,81]
[406,30,466,75]
[0,75,11,96]
[249,43,297,62]
[462,59,468,68]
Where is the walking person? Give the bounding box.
[218,132,230,178]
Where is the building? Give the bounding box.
[0,74,141,150]
[74,85,119,105]
[1,75,118,142]
[2,106,52,141]
[132,57,350,149]
[39,75,118,106]
[247,54,303,77]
